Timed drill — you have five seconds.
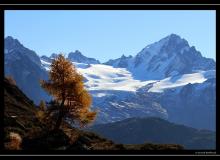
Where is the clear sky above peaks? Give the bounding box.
[5,10,216,62]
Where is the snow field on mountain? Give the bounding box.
[77,63,156,92]
[148,70,215,93]
[41,57,215,94]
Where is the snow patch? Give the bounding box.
[41,59,51,71]
[148,71,212,93]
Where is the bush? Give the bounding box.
[5,132,22,150]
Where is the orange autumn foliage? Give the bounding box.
[40,54,96,129]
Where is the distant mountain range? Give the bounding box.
[89,117,216,149]
[4,34,216,131]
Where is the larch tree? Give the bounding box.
[39,100,46,111]
[40,54,96,130]
[36,100,47,123]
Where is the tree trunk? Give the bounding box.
[54,99,65,130]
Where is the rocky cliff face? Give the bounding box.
[68,50,100,64]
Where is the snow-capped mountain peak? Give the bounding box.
[135,34,191,60]
[4,36,42,66]
[4,36,24,52]
[104,34,215,80]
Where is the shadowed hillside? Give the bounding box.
[4,77,183,150]
[89,117,216,149]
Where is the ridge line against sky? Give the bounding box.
[5,10,216,62]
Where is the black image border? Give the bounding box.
[0,3,219,156]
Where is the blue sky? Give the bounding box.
[5,10,216,62]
